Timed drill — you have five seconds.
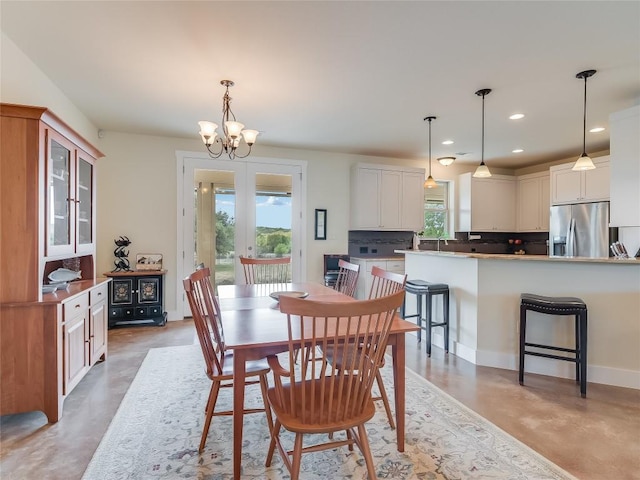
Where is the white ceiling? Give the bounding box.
[2,1,639,169]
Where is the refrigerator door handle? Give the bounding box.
[567,218,576,257]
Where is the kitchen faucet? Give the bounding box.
[437,237,448,251]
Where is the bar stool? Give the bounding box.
[519,293,588,397]
[402,280,449,357]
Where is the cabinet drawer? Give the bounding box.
[386,261,405,273]
[63,293,89,320]
[90,283,108,305]
[136,307,148,317]
[109,307,134,318]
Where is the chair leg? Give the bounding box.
[265,419,282,467]
[199,380,220,452]
[416,293,423,342]
[519,304,526,386]
[425,293,433,357]
[579,310,588,398]
[375,370,395,429]
[357,423,377,480]
[443,291,450,353]
[259,374,274,432]
[291,433,304,480]
[575,315,580,383]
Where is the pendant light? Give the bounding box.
[572,69,597,171]
[437,156,456,166]
[424,116,438,188]
[473,89,492,178]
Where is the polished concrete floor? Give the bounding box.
[1,320,638,479]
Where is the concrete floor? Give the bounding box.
[1,319,638,479]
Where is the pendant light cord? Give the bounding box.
[428,118,432,177]
[481,93,485,164]
[582,75,587,156]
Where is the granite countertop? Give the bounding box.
[395,249,640,265]
[349,255,405,261]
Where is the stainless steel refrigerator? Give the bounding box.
[549,201,616,258]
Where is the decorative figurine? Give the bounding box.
[112,236,133,272]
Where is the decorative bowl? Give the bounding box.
[268,291,309,301]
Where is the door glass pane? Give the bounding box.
[49,139,71,247]
[254,173,292,281]
[194,170,236,288]
[77,157,93,245]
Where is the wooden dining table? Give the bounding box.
[217,282,419,479]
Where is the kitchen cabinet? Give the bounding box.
[350,163,426,231]
[89,282,108,365]
[105,270,167,328]
[517,172,550,232]
[550,156,609,205]
[609,105,640,227]
[350,257,405,300]
[457,173,516,232]
[0,103,106,422]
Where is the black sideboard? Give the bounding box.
[104,270,167,328]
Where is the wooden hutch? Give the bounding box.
[0,103,110,422]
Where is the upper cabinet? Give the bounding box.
[550,156,610,205]
[0,103,103,303]
[609,105,640,227]
[350,163,425,231]
[517,172,550,232]
[457,173,516,232]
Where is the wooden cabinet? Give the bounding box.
[550,156,610,205]
[0,103,106,422]
[517,172,550,232]
[457,173,516,232]
[350,257,405,300]
[105,271,167,328]
[609,105,640,227]
[350,163,426,231]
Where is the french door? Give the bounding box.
[179,153,305,315]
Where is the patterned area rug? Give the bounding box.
[82,345,577,479]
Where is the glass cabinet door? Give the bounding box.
[46,132,74,256]
[76,154,94,252]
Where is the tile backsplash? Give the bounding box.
[348,230,414,257]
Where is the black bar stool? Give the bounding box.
[402,280,449,357]
[519,293,588,397]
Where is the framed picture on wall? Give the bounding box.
[314,209,327,240]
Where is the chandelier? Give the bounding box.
[198,80,259,160]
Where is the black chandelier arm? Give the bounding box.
[205,139,225,159]
[231,143,253,159]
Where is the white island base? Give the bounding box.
[397,250,640,390]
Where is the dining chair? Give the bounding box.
[326,265,407,429]
[333,259,360,297]
[239,255,291,284]
[182,267,273,452]
[265,290,405,480]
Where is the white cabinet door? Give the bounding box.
[459,174,516,232]
[610,105,640,227]
[379,170,402,229]
[584,158,610,202]
[551,167,582,204]
[351,168,381,229]
[517,172,550,232]
[401,171,426,231]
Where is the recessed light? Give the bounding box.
[442,140,454,145]
[512,149,524,153]
[509,113,525,120]
[590,127,605,133]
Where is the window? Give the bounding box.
[422,181,451,239]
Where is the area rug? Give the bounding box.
[82,345,577,479]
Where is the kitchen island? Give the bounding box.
[396,249,640,389]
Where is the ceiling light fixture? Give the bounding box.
[442,140,454,145]
[438,156,456,166]
[473,89,492,178]
[572,69,597,171]
[590,127,605,133]
[198,80,259,160]
[509,113,525,120]
[424,116,438,188]
[512,149,524,153]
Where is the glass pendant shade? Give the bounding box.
[473,162,491,178]
[241,129,259,145]
[424,175,437,188]
[225,121,245,138]
[437,156,455,166]
[572,153,596,171]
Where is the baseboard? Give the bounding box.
[165,310,182,322]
